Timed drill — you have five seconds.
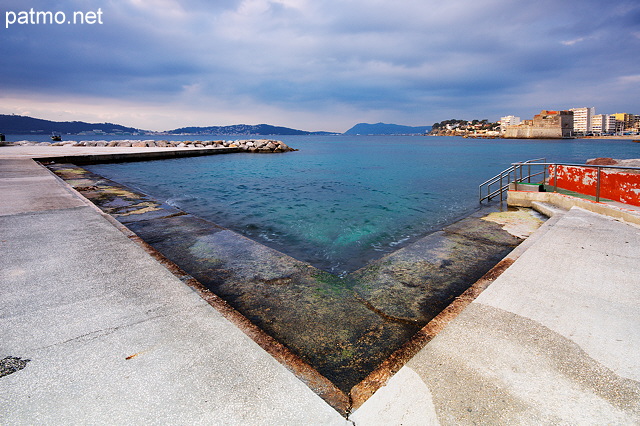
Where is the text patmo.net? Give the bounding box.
[5,8,103,29]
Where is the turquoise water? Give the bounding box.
[85,135,639,274]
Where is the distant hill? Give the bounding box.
[0,114,334,136]
[343,122,432,135]
[0,114,141,135]
[168,124,333,136]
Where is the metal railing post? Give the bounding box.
[596,167,602,202]
[553,164,558,193]
[519,164,523,182]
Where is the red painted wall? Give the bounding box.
[548,165,640,207]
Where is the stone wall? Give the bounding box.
[504,110,574,139]
[504,126,566,138]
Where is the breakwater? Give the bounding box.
[8,138,297,153]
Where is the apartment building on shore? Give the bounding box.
[612,113,640,132]
[591,114,617,134]
[500,115,521,133]
[570,107,596,135]
[501,107,639,138]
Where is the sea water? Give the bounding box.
[84,135,639,275]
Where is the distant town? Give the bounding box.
[429,108,640,139]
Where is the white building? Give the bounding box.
[500,115,521,133]
[591,114,616,134]
[603,114,617,133]
[570,107,596,134]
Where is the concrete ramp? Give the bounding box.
[353,207,640,423]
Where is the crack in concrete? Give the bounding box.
[353,293,420,326]
[34,312,171,351]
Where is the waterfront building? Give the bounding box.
[570,107,596,134]
[504,110,573,139]
[591,114,617,134]
[591,115,603,134]
[500,115,521,133]
[612,113,637,131]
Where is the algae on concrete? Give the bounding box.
[47,162,541,395]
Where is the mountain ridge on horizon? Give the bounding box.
[0,114,334,136]
[0,114,141,135]
[343,122,432,135]
[168,123,333,136]
[0,114,431,136]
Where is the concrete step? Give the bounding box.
[531,201,567,218]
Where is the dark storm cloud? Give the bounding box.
[1,0,638,130]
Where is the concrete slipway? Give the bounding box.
[1,146,639,425]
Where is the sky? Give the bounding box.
[1,0,639,133]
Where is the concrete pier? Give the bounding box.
[1,146,639,424]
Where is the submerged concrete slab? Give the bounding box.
[47,162,530,398]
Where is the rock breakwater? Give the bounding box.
[8,139,297,153]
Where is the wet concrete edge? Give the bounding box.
[37,155,531,417]
[349,257,514,410]
[127,230,352,415]
[39,158,351,415]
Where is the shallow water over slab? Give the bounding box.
[48,163,532,401]
[79,135,639,277]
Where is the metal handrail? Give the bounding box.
[511,162,640,171]
[480,158,640,203]
[479,158,546,203]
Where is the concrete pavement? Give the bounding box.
[351,207,640,424]
[2,147,639,424]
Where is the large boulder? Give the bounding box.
[586,157,618,165]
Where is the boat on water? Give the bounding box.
[51,133,62,142]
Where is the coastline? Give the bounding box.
[429,133,640,140]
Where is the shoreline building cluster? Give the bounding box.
[502,110,574,139]
[501,108,639,139]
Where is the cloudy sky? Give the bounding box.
[1,0,639,132]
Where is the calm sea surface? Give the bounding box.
[75,135,639,275]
